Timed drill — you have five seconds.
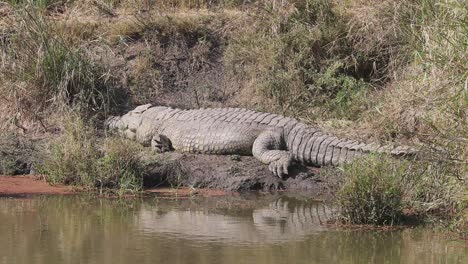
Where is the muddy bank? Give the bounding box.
[146,187,229,198]
[0,153,340,198]
[144,152,341,196]
[0,175,74,196]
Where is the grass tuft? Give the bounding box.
[337,155,406,225]
[335,153,465,226]
[38,113,146,194]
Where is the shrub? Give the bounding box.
[337,155,407,225]
[39,114,100,186]
[0,131,35,175]
[96,137,144,193]
[39,114,146,193]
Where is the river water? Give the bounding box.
[0,195,466,264]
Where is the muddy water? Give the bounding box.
[0,195,466,264]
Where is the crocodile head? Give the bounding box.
[105,104,153,131]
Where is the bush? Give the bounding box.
[38,114,146,193]
[0,131,36,175]
[96,137,144,193]
[38,114,100,186]
[337,155,407,225]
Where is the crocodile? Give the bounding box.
[106,104,413,177]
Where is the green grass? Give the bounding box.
[337,155,407,225]
[96,137,145,194]
[38,115,100,187]
[335,153,465,226]
[38,114,146,194]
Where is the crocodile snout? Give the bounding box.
[105,116,122,130]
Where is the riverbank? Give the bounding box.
[0,151,340,199]
[0,175,73,196]
[0,175,228,198]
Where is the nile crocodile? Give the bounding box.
[107,104,413,177]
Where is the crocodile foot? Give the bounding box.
[151,134,173,153]
[268,155,291,179]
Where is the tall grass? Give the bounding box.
[336,154,465,227]
[223,0,376,120]
[0,5,115,122]
[39,114,100,186]
[356,0,467,227]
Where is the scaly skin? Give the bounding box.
[107,104,413,177]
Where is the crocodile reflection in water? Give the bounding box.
[137,197,335,243]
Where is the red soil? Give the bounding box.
[0,175,227,197]
[0,175,74,196]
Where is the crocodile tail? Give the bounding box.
[289,129,416,166]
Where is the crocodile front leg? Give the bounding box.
[252,129,291,178]
[151,134,174,153]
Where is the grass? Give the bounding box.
[0,132,34,175]
[223,0,377,119]
[3,0,65,10]
[0,133,29,175]
[337,155,406,225]
[39,114,100,187]
[0,4,120,124]
[353,0,467,229]
[38,113,147,194]
[335,153,466,226]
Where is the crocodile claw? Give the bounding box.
[151,134,173,153]
[268,158,290,178]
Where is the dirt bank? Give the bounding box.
[0,175,74,196]
[143,152,341,197]
[1,152,340,198]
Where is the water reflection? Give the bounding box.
[0,195,466,264]
[137,197,334,244]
